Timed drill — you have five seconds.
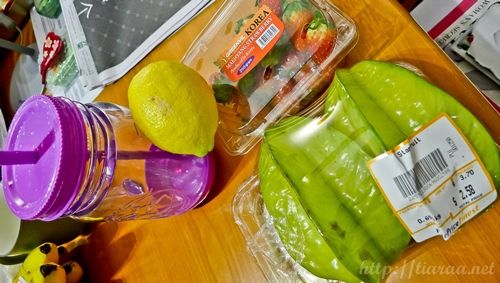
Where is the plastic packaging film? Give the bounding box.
[183,0,358,155]
[233,60,499,282]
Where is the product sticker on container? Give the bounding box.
[217,5,284,81]
[368,113,497,242]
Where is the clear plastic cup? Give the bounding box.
[1,95,215,222]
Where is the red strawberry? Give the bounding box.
[257,0,283,16]
[282,1,314,39]
[294,11,337,64]
[310,28,336,64]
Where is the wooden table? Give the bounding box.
[1,0,499,282]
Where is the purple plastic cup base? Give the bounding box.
[144,145,214,216]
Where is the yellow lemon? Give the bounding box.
[128,61,218,157]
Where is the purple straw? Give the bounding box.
[0,130,55,166]
[117,150,189,161]
[0,151,40,165]
[0,127,194,165]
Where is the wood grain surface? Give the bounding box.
[1,0,499,282]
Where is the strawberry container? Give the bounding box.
[183,0,357,155]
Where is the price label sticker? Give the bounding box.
[368,113,497,242]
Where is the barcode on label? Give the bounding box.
[394,149,448,199]
[257,24,279,49]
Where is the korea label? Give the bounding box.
[216,5,284,81]
[367,113,497,242]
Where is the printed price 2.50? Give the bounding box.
[453,184,476,206]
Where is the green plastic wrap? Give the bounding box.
[264,116,411,282]
[234,60,499,283]
[327,61,500,187]
[259,142,361,282]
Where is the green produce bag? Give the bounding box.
[258,60,499,282]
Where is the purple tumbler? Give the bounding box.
[1,95,215,221]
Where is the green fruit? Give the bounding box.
[330,60,500,188]
[325,70,407,149]
[263,116,410,282]
[259,60,499,282]
[259,142,361,282]
[323,74,388,156]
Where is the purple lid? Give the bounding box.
[1,95,88,220]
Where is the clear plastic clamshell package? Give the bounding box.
[183,0,357,155]
[233,61,500,282]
